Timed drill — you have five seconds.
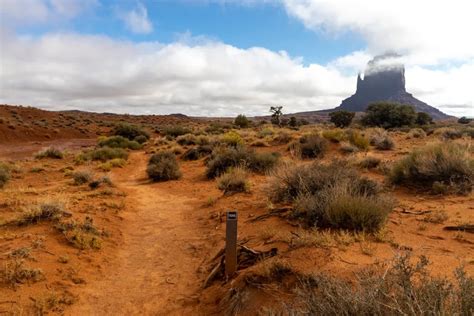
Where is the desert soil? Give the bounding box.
[69,152,214,315]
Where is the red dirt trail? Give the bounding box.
[68,152,214,315]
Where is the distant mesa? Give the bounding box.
[335,53,451,120]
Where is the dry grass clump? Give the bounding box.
[55,217,104,249]
[146,151,182,181]
[98,135,142,150]
[33,291,76,315]
[272,131,293,144]
[408,128,426,138]
[182,145,213,161]
[347,130,370,150]
[289,134,329,159]
[322,128,346,143]
[217,167,250,195]
[206,146,279,178]
[268,161,391,232]
[0,260,44,288]
[72,171,92,185]
[0,162,11,188]
[291,254,474,316]
[437,127,463,140]
[35,147,64,159]
[16,201,65,226]
[339,142,359,154]
[359,156,382,169]
[98,158,127,171]
[389,142,473,194]
[370,130,395,150]
[176,133,198,146]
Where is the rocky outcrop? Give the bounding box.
[337,53,450,120]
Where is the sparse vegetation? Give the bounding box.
[217,168,250,195]
[35,147,64,159]
[347,130,369,150]
[72,171,93,185]
[0,162,10,188]
[163,125,191,138]
[0,260,44,288]
[389,142,473,194]
[147,151,182,181]
[16,201,65,226]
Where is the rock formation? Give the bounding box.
[337,53,450,120]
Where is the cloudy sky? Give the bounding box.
[0,0,473,117]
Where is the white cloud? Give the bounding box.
[1,32,471,117]
[119,2,153,34]
[282,0,474,65]
[0,0,98,26]
[0,32,354,116]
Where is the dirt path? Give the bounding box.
[69,152,213,315]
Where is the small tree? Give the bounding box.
[458,116,472,124]
[329,110,355,128]
[416,112,433,125]
[234,114,250,128]
[270,106,283,127]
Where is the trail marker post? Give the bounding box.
[225,211,238,278]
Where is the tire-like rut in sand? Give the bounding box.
[69,152,211,315]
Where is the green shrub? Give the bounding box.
[329,111,355,128]
[416,112,433,125]
[35,147,64,159]
[361,102,417,128]
[206,146,279,178]
[234,114,251,128]
[458,116,472,124]
[389,142,473,194]
[98,136,142,149]
[217,168,250,195]
[112,123,149,141]
[78,147,128,162]
[268,161,389,231]
[146,151,181,181]
[0,163,10,188]
[134,135,148,144]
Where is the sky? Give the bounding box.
[0,0,473,117]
